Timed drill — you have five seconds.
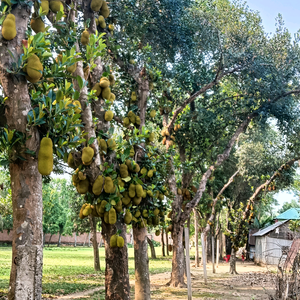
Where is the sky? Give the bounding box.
[246,0,300,35]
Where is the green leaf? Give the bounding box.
[76,76,84,89]
[122,176,131,182]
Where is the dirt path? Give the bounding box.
[45,287,104,300]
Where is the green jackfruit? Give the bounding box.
[147,217,153,226]
[100,1,110,18]
[104,211,109,223]
[105,110,114,122]
[150,110,156,118]
[140,167,147,175]
[147,190,153,197]
[72,174,80,184]
[92,175,103,195]
[99,200,107,214]
[110,234,117,247]
[92,83,101,96]
[109,74,115,85]
[142,209,148,218]
[108,24,114,31]
[30,15,45,34]
[117,177,125,188]
[133,197,142,205]
[136,184,143,198]
[133,163,140,173]
[128,111,136,123]
[104,177,115,193]
[123,117,130,127]
[27,54,43,80]
[131,91,137,101]
[68,153,75,169]
[177,188,182,195]
[49,0,63,13]
[135,116,141,125]
[117,236,124,247]
[154,208,160,216]
[81,30,90,45]
[73,100,81,114]
[107,138,116,151]
[79,203,87,219]
[154,190,160,198]
[124,211,132,224]
[102,87,111,99]
[120,164,129,178]
[147,170,154,178]
[148,132,155,142]
[153,216,159,225]
[78,171,86,180]
[135,210,141,217]
[67,62,77,73]
[129,184,136,198]
[122,196,131,206]
[100,77,110,88]
[90,0,103,11]
[38,137,53,175]
[98,15,106,29]
[109,208,116,224]
[41,0,49,14]
[82,146,94,165]
[142,190,147,198]
[99,139,107,155]
[158,193,164,201]
[155,230,160,236]
[115,200,122,212]
[129,147,135,157]
[82,204,92,216]
[2,14,16,41]
[76,179,89,194]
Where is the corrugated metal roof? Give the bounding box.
[252,220,289,237]
[276,208,300,220]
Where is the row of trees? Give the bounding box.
[1,0,300,299]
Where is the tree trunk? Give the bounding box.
[212,236,216,273]
[216,238,219,268]
[74,233,77,247]
[194,209,199,267]
[229,248,238,274]
[102,220,130,300]
[88,232,91,247]
[133,226,150,300]
[166,231,169,256]
[147,236,156,259]
[167,223,186,287]
[57,233,62,247]
[161,228,165,257]
[201,232,208,284]
[89,215,100,271]
[48,234,53,247]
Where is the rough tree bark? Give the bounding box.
[147,236,156,259]
[229,248,238,274]
[166,231,169,256]
[161,228,165,257]
[133,226,151,300]
[57,233,62,247]
[89,215,101,271]
[194,209,199,267]
[0,4,44,300]
[102,220,130,300]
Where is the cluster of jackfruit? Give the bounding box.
[24,54,44,83]
[177,185,198,211]
[73,171,90,194]
[97,137,117,155]
[91,0,110,17]
[123,111,141,127]
[110,234,124,248]
[2,14,17,41]
[38,137,53,175]
[49,0,63,13]
[92,76,115,103]
[64,98,82,114]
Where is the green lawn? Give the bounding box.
[0,245,175,297]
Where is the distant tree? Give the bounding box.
[278,199,300,214]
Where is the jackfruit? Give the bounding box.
[123,117,130,127]
[100,77,110,88]
[133,197,142,205]
[129,184,136,198]
[124,211,132,224]
[135,210,141,217]
[142,209,148,218]
[109,207,116,224]
[149,82,154,90]
[110,234,117,247]
[117,177,125,188]
[81,30,90,45]
[147,190,153,197]
[177,188,182,195]
[135,116,141,125]
[102,87,111,99]
[99,200,107,214]
[105,110,114,121]
[150,110,156,118]
[100,1,110,18]
[107,138,116,151]
[108,74,115,85]
[142,190,147,198]
[117,236,124,247]
[115,199,122,212]
[109,93,115,103]
[155,230,160,236]
[90,0,103,11]
[30,15,45,33]
[122,196,131,206]
[147,170,154,178]
[129,147,135,157]
[154,208,160,216]
[153,216,159,225]
[158,193,164,201]
[82,146,94,165]
[67,62,77,74]
[99,139,107,155]
[131,91,137,101]
[104,176,115,193]
[76,179,89,194]
[133,163,140,173]
[2,14,16,41]
[148,132,155,142]
[154,190,159,198]
[38,137,53,175]
[49,0,63,13]
[83,65,90,80]
[82,204,92,216]
[68,153,75,169]
[162,137,166,145]
[108,24,114,32]
[79,204,87,219]
[136,184,143,198]
[72,174,80,184]
[191,185,197,193]
[41,0,49,14]
[73,100,81,114]
[120,164,129,178]
[128,111,136,123]
[27,54,43,80]
[78,171,86,180]
[92,175,103,195]
[98,15,106,29]
[104,211,109,223]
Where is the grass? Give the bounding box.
[0,245,173,298]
